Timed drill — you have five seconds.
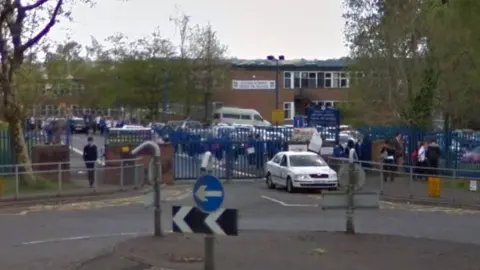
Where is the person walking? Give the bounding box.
[417,141,428,180]
[83,137,98,187]
[426,139,441,176]
[380,139,396,182]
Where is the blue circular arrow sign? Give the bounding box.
[193,174,224,213]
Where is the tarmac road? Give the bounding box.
[1,182,480,269]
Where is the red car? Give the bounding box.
[462,147,480,163]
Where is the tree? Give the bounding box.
[343,0,480,129]
[191,23,229,122]
[170,12,229,120]
[0,0,89,185]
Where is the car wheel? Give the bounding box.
[266,173,275,189]
[286,177,295,193]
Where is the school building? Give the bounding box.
[212,58,350,123]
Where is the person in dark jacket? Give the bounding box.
[380,139,396,182]
[426,139,441,176]
[83,137,98,187]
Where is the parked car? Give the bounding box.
[462,147,480,163]
[265,151,338,193]
[69,118,87,133]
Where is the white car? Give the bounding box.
[265,151,338,193]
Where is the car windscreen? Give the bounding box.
[289,155,327,167]
[71,119,85,125]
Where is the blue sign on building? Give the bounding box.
[193,174,225,213]
[308,107,340,127]
[307,107,341,142]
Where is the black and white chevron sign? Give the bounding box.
[172,206,238,236]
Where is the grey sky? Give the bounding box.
[49,0,348,60]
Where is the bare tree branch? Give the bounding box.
[21,0,63,52]
[24,0,50,11]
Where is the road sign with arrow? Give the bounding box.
[172,206,238,235]
[193,174,224,213]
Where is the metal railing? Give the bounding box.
[0,158,145,200]
[326,157,480,208]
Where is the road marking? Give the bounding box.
[21,232,144,245]
[260,195,319,207]
[0,210,29,216]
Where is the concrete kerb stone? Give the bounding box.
[381,196,480,211]
[68,248,117,270]
[70,237,156,270]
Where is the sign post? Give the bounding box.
[172,151,238,270]
[321,149,379,234]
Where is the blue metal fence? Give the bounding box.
[0,126,71,173]
[154,126,290,180]
[357,126,480,178]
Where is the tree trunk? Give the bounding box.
[8,116,35,185]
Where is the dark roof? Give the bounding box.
[231,58,349,68]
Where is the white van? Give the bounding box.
[213,107,271,126]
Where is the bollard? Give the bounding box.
[427,176,441,197]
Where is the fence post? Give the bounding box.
[452,168,457,203]
[408,166,413,199]
[58,163,62,194]
[379,163,384,194]
[15,164,19,197]
[120,159,124,190]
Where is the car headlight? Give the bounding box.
[296,174,309,180]
[329,173,337,179]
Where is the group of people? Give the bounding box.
[380,132,441,182]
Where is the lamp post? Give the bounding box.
[162,69,169,123]
[267,55,285,110]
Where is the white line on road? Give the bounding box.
[260,195,319,207]
[21,232,147,245]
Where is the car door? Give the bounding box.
[279,155,289,186]
[269,154,282,184]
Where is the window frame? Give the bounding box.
[283,101,295,120]
[284,72,292,89]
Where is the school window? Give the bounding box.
[284,72,292,88]
[284,71,350,89]
[283,102,295,120]
[324,72,332,88]
[332,72,340,88]
[293,72,300,88]
[316,72,325,88]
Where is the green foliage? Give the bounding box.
[343,0,480,128]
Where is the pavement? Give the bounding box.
[2,182,480,269]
